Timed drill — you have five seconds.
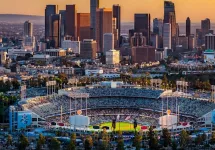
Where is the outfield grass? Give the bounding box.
[90,122,141,131]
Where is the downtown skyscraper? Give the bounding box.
[96,8,113,52]
[134,14,151,45]
[45,5,58,40]
[113,4,121,47]
[186,17,191,37]
[24,20,33,37]
[65,5,77,40]
[164,1,177,49]
[90,0,99,40]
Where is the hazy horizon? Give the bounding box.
[0,0,215,22]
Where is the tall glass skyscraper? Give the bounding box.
[113,4,121,47]
[134,14,151,45]
[164,1,177,49]
[45,5,58,40]
[90,0,99,40]
[186,17,191,37]
[23,20,33,37]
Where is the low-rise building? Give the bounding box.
[105,49,120,65]
[45,49,66,57]
[61,40,80,54]
[204,49,215,63]
[7,49,33,59]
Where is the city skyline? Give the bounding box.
[1,0,215,22]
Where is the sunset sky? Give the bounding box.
[0,0,215,22]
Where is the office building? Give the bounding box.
[131,32,146,47]
[112,18,119,48]
[153,18,163,36]
[164,1,177,49]
[131,46,156,64]
[103,33,114,54]
[186,17,191,37]
[113,4,121,47]
[50,14,61,48]
[80,39,97,59]
[62,40,80,54]
[45,49,66,57]
[177,36,188,50]
[24,21,33,37]
[96,8,113,52]
[205,33,215,50]
[65,5,77,40]
[23,36,35,51]
[134,14,151,45]
[90,0,100,40]
[59,10,66,44]
[201,18,211,44]
[196,29,203,47]
[151,33,158,48]
[106,49,120,65]
[163,23,171,49]
[77,13,91,41]
[45,5,58,39]
[188,35,195,50]
[202,18,211,34]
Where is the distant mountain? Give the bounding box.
[0,14,44,25]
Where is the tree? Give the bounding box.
[162,128,171,147]
[179,130,189,148]
[171,140,177,150]
[210,132,215,144]
[84,135,93,150]
[100,128,110,150]
[36,134,46,150]
[116,131,124,150]
[133,132,142,150]
[18,134,29,150]
[12,79,20,89]
[7,134,13,146]
[49,138,61,150]
[195,135,203,145]
[148,126,158,150]
[68,133,76,150]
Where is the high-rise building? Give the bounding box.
[24,21,33,37]
[113,4,121,47]
[96,8,113,52]
[134,14,151,45]
[112,18,118,48]
[163,23,171,49]
[65,5,77,40]
[186,17,191,37]
[201,18,211,34]
[205,33,215,50]
[80,39,97,59]
[77,13,91,41]
[131,32,146,47]
[131,46,156,64]
[153,18,163,36]
[103,33,114,53]
[90,0,100,40]
[188,35,195,50]
[164,1,177,48]
[50,14,61,48]
[177,36,188,50]
[151,33,158,48]
[201,18,211,44]
[59,10,66,44]
[45,5,58,39]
